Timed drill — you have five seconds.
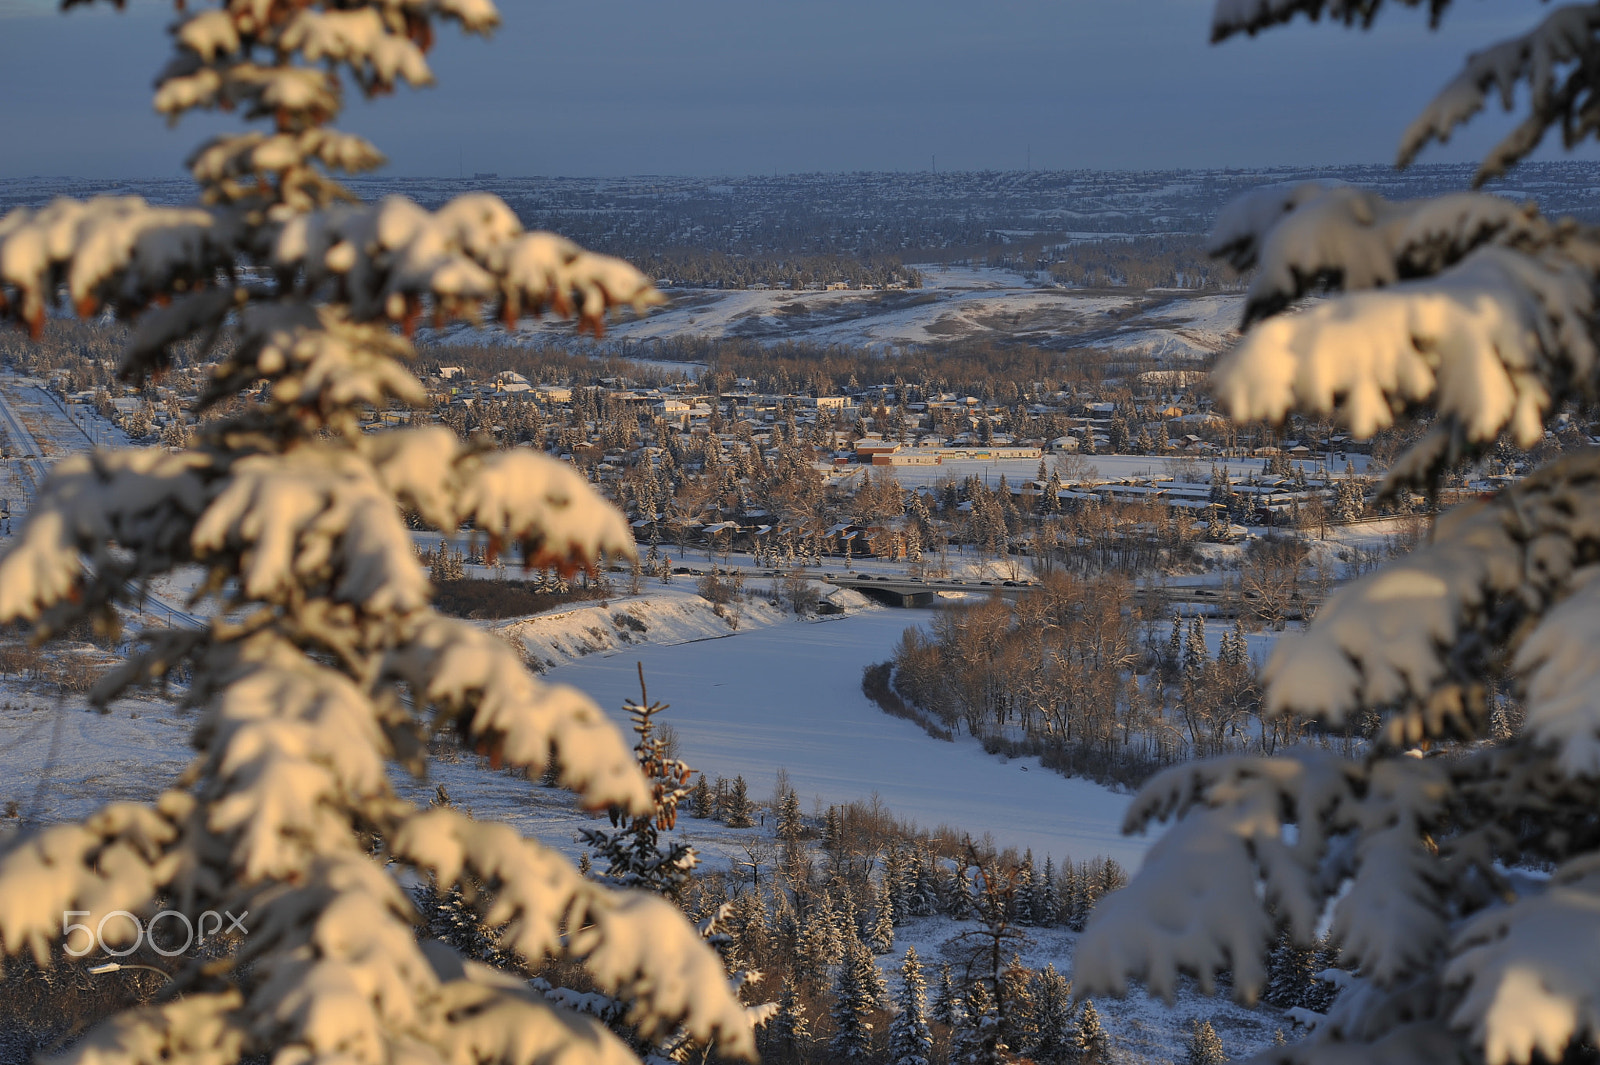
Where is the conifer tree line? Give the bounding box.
[411,699,1158,1065]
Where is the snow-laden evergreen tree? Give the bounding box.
[791,915,833,990]
[932,962,966,1029]
[1070,999,1113,1065]
[1028,964,1078,1065]
[950,976,999,1065]
[946,856,977,920]
[1013,850,1036,925]
[723,775,757,827]
[1037,854,1060,928]
[869,877,896,955]
[833,888,863,953]
[579,669,697,899]
[829,936,882,1061]
[776,786,805,842]
[822,804,843,852]
[1168,611,1185,676]
[910,845,941,918]
[1263,929,1339,1016]
[883,846,911,924]
[723,889,773,974]
[860,927,894,1012]
[0,3,760,1065]
[1075,4,1600,1065]
[766,974,811,1065]
[998,954,1037,1055]
[414,877,506,969]
[887,946,934,1065]
[411,786,510,968]
[1332,471,1366,523]
[1185,1018,1226,1065]
[690,771,714,818]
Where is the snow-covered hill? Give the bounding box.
[496,584,870,671]
[433,267,1242,360]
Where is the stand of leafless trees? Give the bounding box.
[884,573,1314,788]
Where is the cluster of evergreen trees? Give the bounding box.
[798,943,1115,1065]
[409,702,1154,1065]
[690,771,760,829]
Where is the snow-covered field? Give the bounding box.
[436,266,1241,358]
[0,688,191,824]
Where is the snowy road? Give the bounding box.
[549,608,1149,868]
[0,373,204,629]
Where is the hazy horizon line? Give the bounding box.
[9,159,1600,185]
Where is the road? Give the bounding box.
[0,375,204,630]
[0,376,48,486]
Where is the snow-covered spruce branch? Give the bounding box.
[1210,188,1600,485]
[1077,722,1600,1063]
[1076,9,1600,1063]
[1253,449,1600,743]
[0,423,634,620]
[393,809,755,1052]
[0,2,759,1063]
[1399,3,1600,183]
[1216,1,1600,184]
[1210,0,1446,44]
[0,193,663,362]
[1208,184,1552,328]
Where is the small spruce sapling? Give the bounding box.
[1071,1000,1113,1065]
[724,773,757,828]
[580,664,697,900]
[1184,1018,1226,1065]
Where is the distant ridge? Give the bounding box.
[5,163,1598,258]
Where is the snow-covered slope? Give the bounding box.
[430,267,1241,359]
[1090,293,1242,359]
[498,587,799,671]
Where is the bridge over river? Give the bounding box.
[821,573,1323,619]
[820,574,1031,607]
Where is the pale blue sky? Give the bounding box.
[0,0,1574,178]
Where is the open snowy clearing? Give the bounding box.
[0,687,192,825]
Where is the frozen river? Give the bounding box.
[549,607,1149,868]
